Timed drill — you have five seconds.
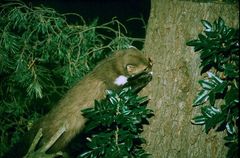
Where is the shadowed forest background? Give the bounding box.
[0,0,239,158]
[22,0,151,49]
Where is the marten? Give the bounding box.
[3,47,153,158]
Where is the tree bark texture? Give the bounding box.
[142,1,239,158]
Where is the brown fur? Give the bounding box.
[5,48,152,157]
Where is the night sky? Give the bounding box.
[21,0,151,44]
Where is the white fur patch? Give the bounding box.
[114,75,128,86]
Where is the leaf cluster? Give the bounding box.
[188,0,238,4]
[79,87,153,158]
[187,17,239,158]
[0,1,143,156]
[187,17,239,75]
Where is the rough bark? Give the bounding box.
[142,1,239,158]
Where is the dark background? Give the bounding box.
[21,0,151,46]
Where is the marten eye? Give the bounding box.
[126,64,136,74]
[148,58,153,67]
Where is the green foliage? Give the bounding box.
[185,0,238,4]
[0,1,144,156]
[79,87,153,158]
[187,17,239,158]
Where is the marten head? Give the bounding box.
[110,47,153,89]
[121,48,153,77]
[93,47,153,90]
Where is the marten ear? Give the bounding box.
[148,58,153,66]
[126,64,136,74]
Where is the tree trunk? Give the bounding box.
[142,1,239,158]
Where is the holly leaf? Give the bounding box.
[201,20,212,32]
[201,106,223,133]
[224,63,239,78]
[226,122,235,135]
[225,85,239,106]
[217,17,225,32]
[186,39,202,47]
[193,72,227,106]
[191,115,206,125]
[193,89,209,106]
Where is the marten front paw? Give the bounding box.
[123,71,153,93]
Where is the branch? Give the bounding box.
[24,125,66,158]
